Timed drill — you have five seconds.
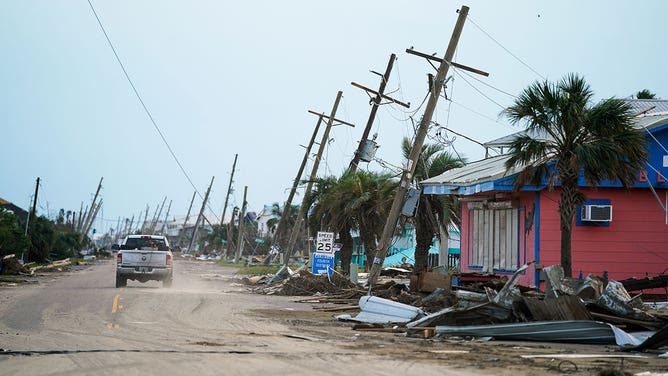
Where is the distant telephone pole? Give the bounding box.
[187,176,215,254]
[79,177,103,243]
[177,191,196,248]
[160,199,172,235]
[284,91,355,264]
[368,5,471,285]
[235,186,248,262]
[220,154,238,226]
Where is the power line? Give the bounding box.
[453,68,507,110]
[87,1,221,223]
[459,69,519,99]
[468,15,546,80]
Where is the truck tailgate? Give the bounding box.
[121,251,168,267]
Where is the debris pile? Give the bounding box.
[251,261,668,351]
[273,269,362,296]
[1,254,30,275]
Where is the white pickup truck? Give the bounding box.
[116,234,173,288]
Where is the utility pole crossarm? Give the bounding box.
[350,82,410,108]
[405,48,489,77]
[307,110,355,127]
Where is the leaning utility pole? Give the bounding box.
[368,5,470,285]
[23,177,40,261]
[284,91,354,264]
[79,177,103,242]
[126,215,134,237]
[234,186,248,262]
[225,206,238,259]
[220,154,238,227]
[83,200,103,238]
[274,114,324,253]
[141,204,150,233]
[186,176,215,254]
[160,199,172,235]
[349,53,409,172]
[150,197,166,234]
[177,191,197,248]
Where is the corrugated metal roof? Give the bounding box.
[434,320,633,346]
[627,98,668,115]
[421,154,521,187]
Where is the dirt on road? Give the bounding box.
[0,259,666,376]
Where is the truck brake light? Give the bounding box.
[117,253,122,265]
[166,254,172,265]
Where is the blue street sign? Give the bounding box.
[312,253,335,275]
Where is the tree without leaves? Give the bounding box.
[503,73,648,277]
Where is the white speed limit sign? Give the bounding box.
[316,231,335,254]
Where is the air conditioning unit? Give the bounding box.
[581,205,612,222]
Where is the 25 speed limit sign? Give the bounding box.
[316,231,335,254]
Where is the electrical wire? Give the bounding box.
[468,15,546,80]
[459,69,519,99]
[87,1,221,224]
[453,68,507,110]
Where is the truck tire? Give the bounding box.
[115,275,127,288]
[162,276,173,288]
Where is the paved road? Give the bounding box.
[0,259,495,376]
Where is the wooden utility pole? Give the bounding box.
[141,204,149,233]
[186,177,214,254]
[235,186,248,262]
[77,204,86,233]
[79,178,103,242]
[226,206,238,259]
[149,197,166,234]
[220,154,238,227]
[24,177,40,261]
[368,5,470,285]
[177,191,197,248]
[160,199,172,235]
[126,215,134,237]
[349,53,408,172]
[273,114,325,254]
[284,91,354,264]
[83,200,103,237]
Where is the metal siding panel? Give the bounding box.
[511,209,519,269]
[494,210,502,270]
[483,210,492,272]
[471,210,481,266]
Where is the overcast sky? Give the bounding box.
[2,1,666,234]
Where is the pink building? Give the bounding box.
[421,100,668,288]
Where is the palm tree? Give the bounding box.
[635,89,656,99]
[308,171,396,274]
[503,74,648,277]
[402,138,466,273]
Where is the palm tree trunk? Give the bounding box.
[414,222,432,274]
[558,172,579,278]
[360,229,377,272]
[338,227,353,275]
